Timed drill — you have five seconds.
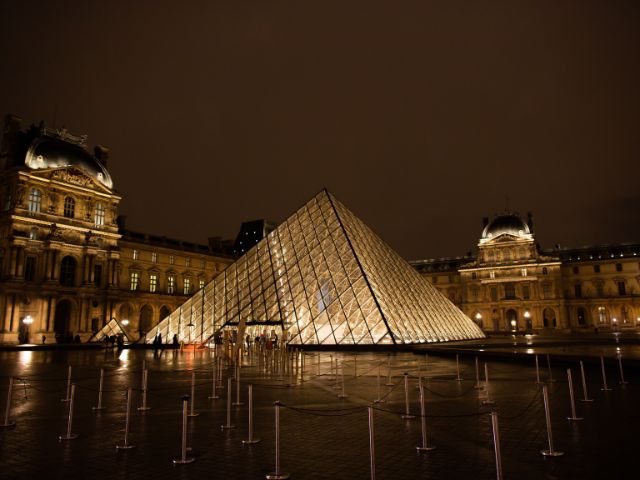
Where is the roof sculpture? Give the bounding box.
[147,190,485,345]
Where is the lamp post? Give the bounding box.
[475,312,482,328]
[22,315,33,344]
[510,319,516,332]
[612,317,618,332]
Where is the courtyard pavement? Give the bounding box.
[0,339,638,479]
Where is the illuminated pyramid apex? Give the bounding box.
[148,190,485,345]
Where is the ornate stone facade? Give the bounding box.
[411,213,640,333]
[0,115,233,344]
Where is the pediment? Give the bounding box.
[33,166,113,194]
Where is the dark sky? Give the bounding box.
[1,0,639,259]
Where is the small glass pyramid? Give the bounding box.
[147,190,485,345]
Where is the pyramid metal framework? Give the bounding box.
[146,190,485,345]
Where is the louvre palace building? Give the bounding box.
[411,214,640,334]
[0,115,234,344]
[1,114,639,345]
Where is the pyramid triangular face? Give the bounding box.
[147,191,484,346]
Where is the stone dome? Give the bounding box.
[481,213,530,240]
[25,136,113,189]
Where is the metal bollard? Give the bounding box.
[416,385,435,452]
[600,355,612,391]
[482,363,495,405]
[401,373,415,419]
[546,354,556,383]
[490,412,503,480]
[189,371,199,417]
[338,361,348,399]
[242,385,261,445]
[116,387,136,449]
[455,354,462,381]
[368,406,376,480]
[566,369,583,421]
[535,355,542,384]
[59,384,78,440]
[221,377,236,430]
[540,384,564,456]
[385,355,394,386]
[474,356,482,389]
[1,377,16,428]
[266,401,289,480]
[374,362,385,404]
[138,369,150,411]
[579,361,593,402]
[617,354,628,385]
[233,365,244,406]
[173,395,195,464]
[93,368,105,411]
[209,359,220,399]
[61,365,72,402]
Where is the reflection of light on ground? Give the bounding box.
[19,350,34,364]
[118,349,130,363]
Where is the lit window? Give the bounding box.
[199,279,205,290]
[598,306,607,323]
[183,278,191,295]
[185,258,190,267]
[489,271,495,279]
[521,268,527,277]
[94,202,105,226]
[167,275,175,294]
[169,255,174,265]
[29,228,38,240]
[151,252,157,263]
[130,271,139,291]
[149,274,158,293]
[133,249,139,260]
[27,188,42,213]
[63,197,75,218]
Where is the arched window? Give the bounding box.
[60,256,77,287]
[94,202,105,226]
[63,197,75,218]
[28,188,42,213]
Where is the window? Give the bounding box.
[27,188,42,213]
[504,283,516,300]
[94,202,105,226]
[622,306,629,324]
[199,279,205,290]
[183,278,191,295]
[617,281,626,296]
[577,307,587,326]
[542,283,551,298]
[542,267,548,275]
[521,268,527,277]
[598,306,607,324]
[596,282,604,297]
[489,271,495,279]
[167,275,175,294]
[594,264,600,273]
[200,259,205,269]
[490,287,498,302]
[29,228,38,240]
[185,258,190,267]
[149,274,158,293]
[574,283,582,298]
[572,266,579,274]
[130,271,139,291]
[169,255,175,265]
[94,264,102,286]
[63,197,75,218]
[615,263,622,272]
[24,256,36,281]
[471,272,477,280]
[151,252,157,263]
[60,256,76,286]
[132,250,139,260]
[522,284,530,300]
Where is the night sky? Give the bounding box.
[1,0,638,259]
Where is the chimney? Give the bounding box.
[94,145,110,167]
[527,211,534,232]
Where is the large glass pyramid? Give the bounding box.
[146,190,485,345]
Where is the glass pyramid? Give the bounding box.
[146,190,485,346]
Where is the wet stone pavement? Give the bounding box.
[0,347,638,479]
